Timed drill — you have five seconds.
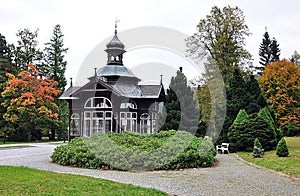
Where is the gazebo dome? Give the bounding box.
[106,34,125,49]
[104,22,126,65]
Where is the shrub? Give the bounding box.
[282,123,300,136]
[276,138,289,157]
[253,138,262,149]
[252,138,264,158]
[51,131,216,170]
[228,108,277,152]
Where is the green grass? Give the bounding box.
[237,137,300,178]
[0,166,167,195]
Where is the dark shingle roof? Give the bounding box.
[140,85,162,98]
[97,64,139,79]
[59,86,81,99]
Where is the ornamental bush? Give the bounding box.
[276,138,289,157]
[253,138,264,158]
[228,108,278,152]
[51,130,216,170]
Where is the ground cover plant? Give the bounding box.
[51,130,216,170]
[0,166,167,195]
[238,137,300,178]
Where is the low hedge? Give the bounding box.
[51,130,216,170]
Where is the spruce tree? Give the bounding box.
[258,31,281,74]
[258,31,272,71]
[245,75,267,114]
[276,138,289,157]
[220,68,248,142]
[161,67,203,136]
[0,34,16,134]
[228,108,277,152]
[270,38,280,62]
[44,24,68,93]
[44,24,69,140]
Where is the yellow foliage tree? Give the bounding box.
[1,64,60,141]
[258,60,300,128]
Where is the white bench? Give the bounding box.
[216,143,229,154]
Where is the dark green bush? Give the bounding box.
[253,138,262,149]
[253,138,264,158]
[228,108,278,152]
[282,123,300,136]
[276,138,289,157]
[51,131,216,170]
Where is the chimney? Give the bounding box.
[179,67,182,72]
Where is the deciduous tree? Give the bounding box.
[12,29,45,75]
[186,5,252,82]
[258,60,300,128]
[1,64,60,141]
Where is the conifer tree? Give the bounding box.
[258,31,281,74]
[276,138,289,157]
[0,34,16,134]
[44,24,69,140]
[259,31,272,68]
[245,75,267,114]
[270,38,280,62]
[44,24,68,93]
[161,67,204,136]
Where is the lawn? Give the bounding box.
[237,137,300,178]
[0,166,167,195]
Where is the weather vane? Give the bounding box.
[115,18,120,34]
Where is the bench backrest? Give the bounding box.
[221,143,229,148]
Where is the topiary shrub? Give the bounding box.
[51,131,216,170]
[252,138,264,158]
[228,108,277,152]
[276,138,289,157]
[253,138,262,149]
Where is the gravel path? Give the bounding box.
[0,143,299,195]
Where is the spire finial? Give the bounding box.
[160,75,163,85]
[70,77,73,87]
[115,18,120,35]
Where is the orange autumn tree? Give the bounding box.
[258,60,300,129]
[1,64,60,141]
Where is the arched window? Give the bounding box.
[140,113,150,134]
[84,97,112,108]
[70,113,80,136]
[120,99,137,109]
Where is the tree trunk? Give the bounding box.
[27,129,31,142]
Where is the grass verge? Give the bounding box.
[237,137,300,178]
[0,166,167,195]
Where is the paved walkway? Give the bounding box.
[0,143,299,195]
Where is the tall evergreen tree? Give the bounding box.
[161,67,204,136]
[44,24,69,140]
[219,69,268,143]
[258,31,272,69]
[245,75,267,114]
[0,34,17,135]
[290,50,300,68]
[44,24,68,93]
[270,37,280,62]
[12,28,44,75]
[258,30,281,74]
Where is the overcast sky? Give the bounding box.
[1,0,299,86]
